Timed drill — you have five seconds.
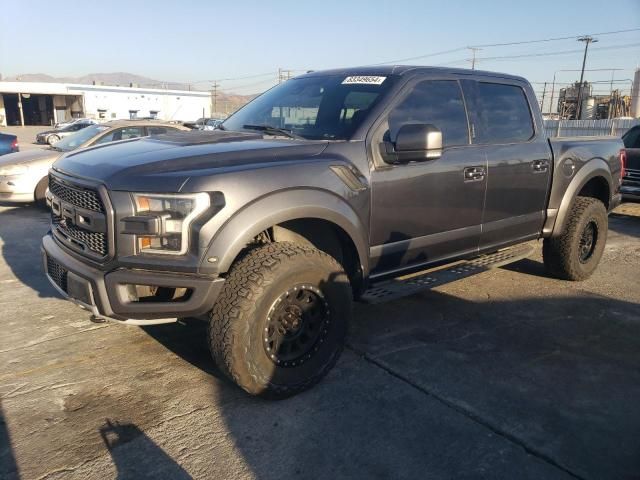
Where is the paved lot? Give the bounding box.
[1,202,639,479]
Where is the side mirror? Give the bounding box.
[387,123,443,163]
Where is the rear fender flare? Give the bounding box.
[547,158,612,238]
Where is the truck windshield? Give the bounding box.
[222,75,396,140]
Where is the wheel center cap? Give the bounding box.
[281,305,303,333]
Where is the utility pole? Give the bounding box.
[575,36,598,119]
[467,47,482,70]
[540,82,547,112]
[278,68,292,84]
[211,81,220,116]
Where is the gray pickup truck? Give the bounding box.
[42,66,623,397]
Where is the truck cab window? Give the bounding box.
[387,80,469,147]
[472,83,534,144]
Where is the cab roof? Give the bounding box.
[298,65,527,83]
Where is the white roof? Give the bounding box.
[0,81,209,97]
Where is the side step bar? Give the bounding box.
[360,243,535,304]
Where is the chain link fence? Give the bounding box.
[544,118,639,138]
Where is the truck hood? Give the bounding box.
[0,148,61,169]
[52,131,329,192]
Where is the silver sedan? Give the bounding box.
[0,120,188,206]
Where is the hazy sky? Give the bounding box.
[2,0,639,99]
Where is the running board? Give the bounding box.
[360,243,535,304]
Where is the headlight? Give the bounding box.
[131,193,210,255]
[0,164,29,176]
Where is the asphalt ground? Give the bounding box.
[0,202,639,479]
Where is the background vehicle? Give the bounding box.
[0,132,19,156]
[1,120,187,205]
[42,67,623,398]
[621,125,640,200]
[200,119,223,131]
[36,119,96,145]
[183,117,220,130]
[54,117,96,129]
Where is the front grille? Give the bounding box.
[49,175,109,258]
[46,255,68,292]
[52,215,108,256]
[49,176,104,213]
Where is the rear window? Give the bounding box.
[472,83,534,144]
[623,127,640,148]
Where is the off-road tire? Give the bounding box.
[543,196,608,281]
[208,242,352,398]
[34,176,49,209]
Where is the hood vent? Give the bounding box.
[147,130,262,146]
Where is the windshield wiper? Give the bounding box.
[242,124,303,140]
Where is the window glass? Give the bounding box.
[473,83,534,144]
[148,126,178,135]
[622,127,640,148]
[93,127,145,145]
[54,124,109,151]
[387,80,469,147]
[223,75,395,140]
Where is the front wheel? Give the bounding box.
[208,242,352,398]
[47,134,60,145]
[34,176,49,209]
[543,196,608,281]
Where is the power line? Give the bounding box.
[474,41,640,62]
[371,47,467,65]
[469,27,640,48]
[371,27,640,66]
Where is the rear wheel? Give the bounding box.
[543,196,608,281]
[208,242,352,398]
[34,176,49,209]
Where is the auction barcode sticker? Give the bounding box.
[342,76,387,85]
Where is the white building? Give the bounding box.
[0,81,212,127]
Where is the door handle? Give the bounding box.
[464,166,485,182]
[532,160,549,173]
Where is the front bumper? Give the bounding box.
[42,233,225,325]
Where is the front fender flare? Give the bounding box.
[202,188,370,277]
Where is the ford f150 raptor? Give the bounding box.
[42,66,624,397]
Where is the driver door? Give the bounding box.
[369,78,486,274]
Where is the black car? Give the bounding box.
[621,125,640,201]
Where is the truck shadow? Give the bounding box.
[143,289,640,479]
[99,419,191,479]
[609,210,640,238]
[0,204,57,298]
[0,401,20,480]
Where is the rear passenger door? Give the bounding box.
[462,80,552,250]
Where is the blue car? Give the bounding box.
[0,133,18,156]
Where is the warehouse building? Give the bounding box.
[0,81,211,126]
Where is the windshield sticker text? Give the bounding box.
[342,76,386,85]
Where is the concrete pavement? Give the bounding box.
[1,202,639,479]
